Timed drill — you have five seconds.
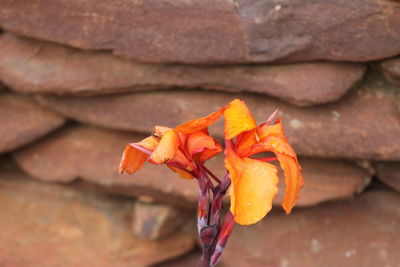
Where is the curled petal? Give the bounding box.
[224,99,257,140]
[175,108,224,134]
[276,153,304,214]
[119,136,158,174]
[150,130,179,164]
[186,130,222,162]
[225,148,278,225]
[251,136,298,162]
[251,137,303,214]
[257,118,286,140]
[119,144,148,174]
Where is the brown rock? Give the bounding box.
[375,57,400,85]
[0,164,195,267]
[36,73,400,160]
[0,0,400,64]
[221,190,400,267]
[0,34,365,106]
[0,0,247,64]
[0,92,65,153]
[237,0,400,63]
[132,201,193,240]
[374,161,400,192]
[12,125,370,208]
[155,251,201,267]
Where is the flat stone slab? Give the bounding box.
[0,0,399,64]
[0,33,365,106]
[13,125,371,208]
[0,163,195,267]
[35,73,400,160]
[0,92,65,154]
[221,190,400,267]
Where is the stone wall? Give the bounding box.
[0,1,399,266]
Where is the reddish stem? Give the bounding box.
[199,162,221,184]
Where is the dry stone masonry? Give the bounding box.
[0,0,400,265]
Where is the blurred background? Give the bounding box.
[0,1,400,266]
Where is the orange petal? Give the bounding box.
[251,136,298,162]
[167,149,193,170]
[225,148,279,225]
[251,137,303,214]
[119,136,159,174]
[224,99,257,140]
[235,129,258,157]
[198,144,222,162]
[150,130,179,164]
[186,130,222,162]
[119,144,148,174]
[167,165,195,179]
[257,118,286,140]
[138,135,159,151]
[154,125,171,135]
[175,108,224,134]
[276,153,304,214]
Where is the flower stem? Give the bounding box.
[197,170,233,267]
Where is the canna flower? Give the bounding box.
[119,108,224,179]
[119,99,303,267]
[223,99,304,225]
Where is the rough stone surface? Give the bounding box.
[132,201,193,240]
[36,73,400,160]
[221,190,400,267]
[0,163,195,267]
[0,92,65,154]
[155,251,201,267]
[0,34,365,106]
[375,57,400,85]
[12,125,370,208]
[0,0,399,64]
[374,161,400,192]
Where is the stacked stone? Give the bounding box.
[0,1,399,266]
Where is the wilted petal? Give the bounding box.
[175,109,224,134]
[224,99,257,140]
[150,130,179,164]
[225,148,278,225]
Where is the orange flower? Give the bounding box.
[119,98,304,266]
[119,109,224,178]
[223,99,304,225]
